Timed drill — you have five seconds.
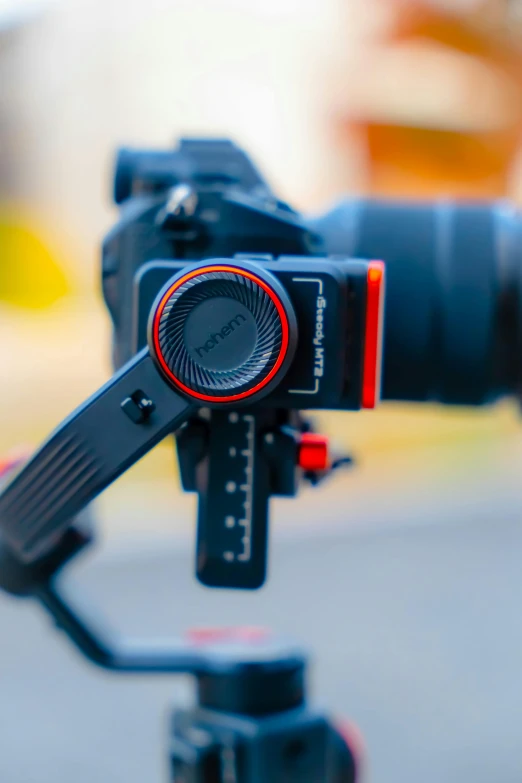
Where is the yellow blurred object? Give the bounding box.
[0,210,69,308]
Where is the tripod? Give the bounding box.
[0,509,359,783]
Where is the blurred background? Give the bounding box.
[3,0,522,781]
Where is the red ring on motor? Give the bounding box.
[151,264,290,403]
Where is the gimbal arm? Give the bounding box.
[0,514,305,678]
[36,577,209,673]
[0,349,195,563]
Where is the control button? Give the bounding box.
[297,433,329,472]
[121,390,156,424]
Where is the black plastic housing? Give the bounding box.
[135,257,370,411]
[103,141,321,371]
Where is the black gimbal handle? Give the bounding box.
[0,349,195,562]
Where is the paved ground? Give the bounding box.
[2,509,522,783]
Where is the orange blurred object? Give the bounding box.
[335,0,522,197]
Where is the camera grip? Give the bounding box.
[0,349,195,562]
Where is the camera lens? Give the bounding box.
[312,200,522,405]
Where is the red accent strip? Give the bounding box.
[362,261,385,409]
[152,264,289,403]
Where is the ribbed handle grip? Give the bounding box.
[0,349,194,562]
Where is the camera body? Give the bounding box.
[102,138,322,370]
[103,138,383,414]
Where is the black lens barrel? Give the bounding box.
[311,200,522,406]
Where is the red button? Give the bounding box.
[298,433,329,471]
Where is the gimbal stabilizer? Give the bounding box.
[0,141,384,782]
[2,137,520,782]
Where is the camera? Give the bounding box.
[105,138,522,408]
